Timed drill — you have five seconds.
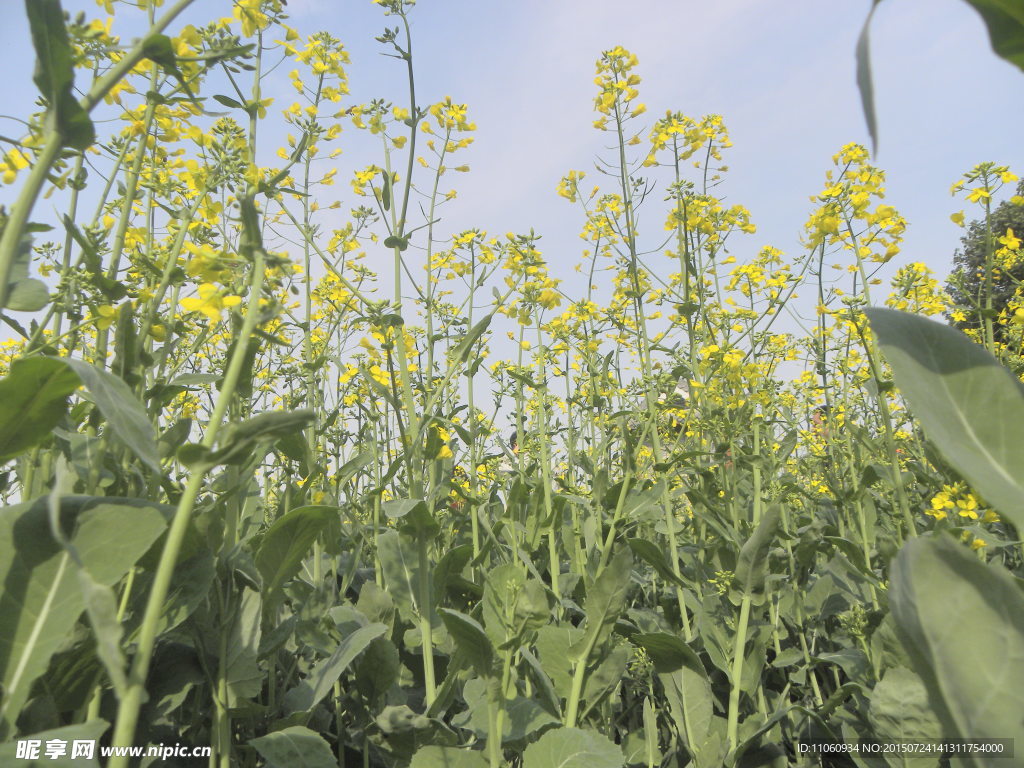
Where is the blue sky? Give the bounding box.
[2,0,1022,329]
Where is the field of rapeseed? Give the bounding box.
[0,1,1022,766]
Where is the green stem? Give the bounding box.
[109,248,267,764]
[726,594,752,751]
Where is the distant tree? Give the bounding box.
[945,180,1024,345]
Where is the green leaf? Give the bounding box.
[254,505,336,606]
[866,308,1024,529]
[452,314,492,364]
[381,169,392,211]
[212,409,315,466]
[6,278,49,312]
[960,0,1024,71]
[633,632,700,674]
[730,505,780,606]
[25,0,95,150]
[353,635,400,702]
[522,727,624,768]
[75,567,128,699]
[141,33,195,101]
[483,564,549,651]
[383,235,409,251]
[868,666,942,768]
[4,234,50,312]
[638,634,714,751]
[0,497,166,738]
[0,719,109,766]
[568,548,632,663]
[213,94,244,109]
[382,498,439,534]
[520,646,562,717]
[0,357,80,462]
[580,643,630,718]
[249,726,337,768]
[410,746,488,768]
[855,1,882,156]
[536,625,583,700]
[627,538,686,588]
[890,535,1024,759]
[224,587,262,706]
[438,608,493,675]
[452,677,559,743]
[377,529,421,623]
[60,359,160,473]
[282,623,387,713]
[621,479,666,521]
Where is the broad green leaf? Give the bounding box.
[61,359,160,473]
[336,448,373,485]
[0,719,108,766]
[568,548,632,663]
[866,308,1024,529]
[627,538,686,588]
[580,643,630,718]
[355,580,395,625]
[890,535,1024,762]
[453,677,559,743]
[0,356,80,462]
[633,632,701,674]
[433,543,473,604]
[452,314,492,364]
[620,479,666,521]
[438,608,493,675]
[75,568,127,699]
[25,0,94,150]
[3,235,50,312]
[960,0,1024,71]
[353,635,400,702]
[483,563,549,651]
[730,505,780,606]
[129,552,215,638]
[283,623,387,713]
[522,727,624,768]
[249,726,336,768]
[637,633,714,751]
[536,625,583,699]
[0,497,165,738]
[254,505,336,606]
[27,0,74,109]
[410,745,488,768]
[520,646,562,717]
[383,497,438,534]
[868,666,941,768]
[225,587,262,706]
[377,529,421,622]
[855,0,882,156]
[6,277,49,312]
[211,409,315,466]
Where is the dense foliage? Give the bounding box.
[0,2,1022,768]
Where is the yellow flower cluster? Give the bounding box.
[950,162,1017,211]
[644,112,731,168]
[805,143,905,264]
[927,483,998,522]
[592,46,643,128]
[884,262,949,316]
[180,283,243,323]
